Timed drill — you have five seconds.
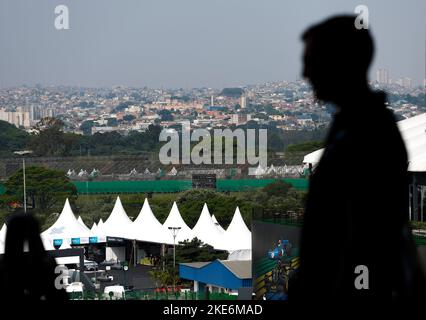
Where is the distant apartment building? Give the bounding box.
[231,113,251,125]
[240,96,248,109]
[376,68,389,84]
[396,77,412,88]
[0,108,30,127]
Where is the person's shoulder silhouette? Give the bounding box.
[289,15,426,303]
[0,213,68,301]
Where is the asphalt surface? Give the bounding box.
[86,264,157,292]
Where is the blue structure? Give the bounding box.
[179,260,252,292]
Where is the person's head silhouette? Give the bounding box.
[302,15,375,107]
[1,214,68,301]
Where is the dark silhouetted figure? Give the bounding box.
[290,16,426,303]
[0,214,68,301]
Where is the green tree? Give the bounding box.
[0,120,29,157]
[4,166,76,211]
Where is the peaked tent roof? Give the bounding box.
[98,196,134,239]
[0,223,6,254]
[163,202,193,243]
[91,222,98,233]
[211,214,225,234]
[77,216,91,232]
[42,199,93,240]
[132,198,173,244]
[0,223,6,243]
[216,207,251,251]
[192,203,224,248]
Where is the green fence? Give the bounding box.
[217,178,308,192]
[0,178,308,195]
[70,178,309,195]
[73,180,193,194]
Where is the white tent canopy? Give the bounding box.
[42,199,93,243]
[228,249,252,261]
[59,239,72,250]
[77,216,91,232]
[0,223,6,254]
[192,204,224,248]
[0,223,6,243]
[41,235,55,251]
[212,215,225,234]
[216,207,251,251]
[303,112,426,172]
[98,196,134,239]
[132,198,173,244]
[163,202,193,243]
[91,222,98,233]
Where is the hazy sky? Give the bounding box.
[0,0,425,88]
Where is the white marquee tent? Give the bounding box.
[27,198,252,253]
[132,198,173,244]
[77,216,91,232]
[192,204,224,248]
[97,196,134,240]
[163,202,193,243]
[42,199,94,244]
[91,222,98,233]
[216,207,252,251]
[212,215,225,234]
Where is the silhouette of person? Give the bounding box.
[290,15,426,302]
[0,214,68,301]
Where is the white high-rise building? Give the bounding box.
[0,109,30,128]
[376,68,389,84]
[240,96,248,109]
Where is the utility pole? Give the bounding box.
[168,226,181,292]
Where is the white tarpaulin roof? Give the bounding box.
[0,223,6,254]
[77,216,91,232]
[303,148,324,164]
[132,198,173,244]
[91,222,98,233]
[216,207,251,251]
[42,199,93,241]
[192,204,224,248]
[163,202,193,243]
[41,235,55,251]
[303,112,426,172]
[227,249,252,261]
[59,240,72,250]
[212,215,225,234]
[98,196,134,239]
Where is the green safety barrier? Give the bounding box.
[0,179,308,195]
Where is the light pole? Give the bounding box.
[168,226,181,293]
[13,150,33,213]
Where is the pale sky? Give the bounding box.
[0,0,425,88]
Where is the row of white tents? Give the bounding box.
[252,164,306,176]
[0,196,251,254]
